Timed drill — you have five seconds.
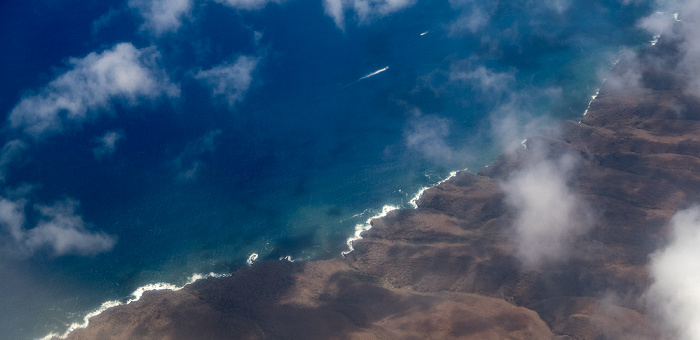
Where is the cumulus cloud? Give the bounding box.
[173,129,222,180]
[0,198,116,257]
[322,0,416,30]
[194,55,258,107]
[8,43,179,138]
[129,0,193,36]
[646,206,700,340]
[93,131,124,160]
[500,148,593,267]
[214,0,283,10]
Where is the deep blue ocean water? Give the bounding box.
[0,0,656,338]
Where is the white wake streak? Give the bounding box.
[358,66,389,81]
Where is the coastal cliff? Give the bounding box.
[58,39,698,339]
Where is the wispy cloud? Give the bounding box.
[93,131,125,160]
[646,206,700,340]
[129,0,193,36]
[0,198,27,243]
[447,62,560,152]
[487,94,559,154]
[0,197,116,257]
[447,0,493,36]
[322,0,416,30]
[0,140,27,183]
[91,8,124,37]
[214,0,283,10]
[449,63,515,95]
[448,8,490,35]
[194,55,258,107]
[8,43,179,138]
[500,146,593,267]
[541,0,572,14]
[424,60,562,157]
[403,112,470,166]
[173,129,222,180]
[613,1,700,97]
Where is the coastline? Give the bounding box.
[41,170,462,340]
[41,272,228,340]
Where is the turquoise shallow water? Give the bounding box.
[0,0,655,338]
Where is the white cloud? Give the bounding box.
[449,7,489,35]
[500,149,593,267]
[92,8,124,36]
[619,0,646,5]
[449,64,515,94]
[404,113,467,166]
[0,198,27,242]
[599,49,644,93]
[173,129,222,180]
[442,59,562,155]
[93,131,125,160]
[194,55,258,107]
[129,0,193,36]
[0,140,27,182]
[487,88,560,154]
[629,1,700,96]
[539,0,572,14]
[323,0,346,29]
[0,197,116,257]
[26,199,116,256]
[214,0,283,10]
[446,0,495,37]
[323,0,416,30]
[638,11,676,37]
[646,206,700,340]
[9,43,179,138]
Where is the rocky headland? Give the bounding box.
[57,38,699,339]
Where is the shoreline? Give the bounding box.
[40,272,228,340]
[39,170,462,340]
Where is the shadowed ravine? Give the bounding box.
[58,38,698,340]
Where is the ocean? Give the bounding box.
[0,0,655,338]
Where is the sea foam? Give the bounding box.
[341,204,399,257]
[39,272,228,340]
[343,170,460,256]
[582,88,601,117]
[408,171,458,209]
[246,253,259,266]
